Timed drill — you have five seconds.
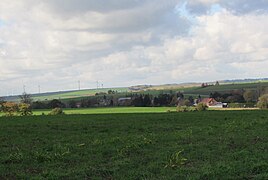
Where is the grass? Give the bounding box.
[5,87,129,102]
[185,82,268,96]
[0,110,267,179]
[31,107,177,115]
[32,87,129,101]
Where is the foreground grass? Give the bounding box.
[0,111,267,179]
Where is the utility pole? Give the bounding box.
[96,81,99,89]
[23,85,26,93]
[38,85,41,94]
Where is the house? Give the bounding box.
[117,97,132,106]
[200,98,224,108]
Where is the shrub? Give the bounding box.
[257,94,268,109]
[176,106,196,112]
[1,102,18,116]
[196,103,208,111]
[177,106,189,112]
[18,103,32,116]
[49,108,65,115]
[228,103,243,108]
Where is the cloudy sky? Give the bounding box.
[1,0,268,95]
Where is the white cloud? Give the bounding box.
[0,1,268,95]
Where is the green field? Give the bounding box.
[31,87,129,101]
[0,111,267,179]
[145,82,268,97]
[31,107,177,115]
[185,82,268,96]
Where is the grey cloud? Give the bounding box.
[187,0,268,15]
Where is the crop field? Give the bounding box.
[0,111,267,179]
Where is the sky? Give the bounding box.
[1,0,268,95]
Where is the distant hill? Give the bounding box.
[2,78,268,102]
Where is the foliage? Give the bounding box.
[176,106,196,112]
[18,103,32,116]
[257,94,268,109]
[196,103,208,111]
[107,90,116,94]
[1,102,18,116]
[19,92,33,104]
[48,108,65,115]
[48,99,65,109]
[165,150,187,168]
[31,101,48,109]
[182,99,192,106]
[131,94,152,107]
[1,102,32,116]
[243,90,257,103]
[153,94,173,106]
[68,100,77,108]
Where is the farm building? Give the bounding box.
[117,97,132,106]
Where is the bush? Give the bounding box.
[196,103,208,111]
[49,108,65,115]
[177,106,188,112]
[228,103,243,108]
[257,94,268,109]
[178,99,192,107]
[18,103,32,116]
[1,102,18,116]
[176,106,196,112]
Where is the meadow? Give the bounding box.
[0,110,267,179]
[31,107,177,115]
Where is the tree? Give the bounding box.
[68,100,77,108]
[31,101,48,109]
[243,90,256,103]
[19,92,32,104]
[215,81,220,86]
[132,95,143,107]
[48,99,65,109]
[143,94,152,107]
[177,92,184,99]
[188,96,194,104]
[170,95,178,106]
[257,94,268,109]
